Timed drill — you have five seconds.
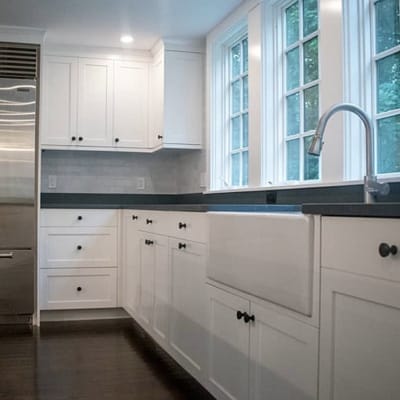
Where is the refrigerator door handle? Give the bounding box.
[0,253,13,259]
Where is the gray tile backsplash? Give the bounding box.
[41,149,206,194]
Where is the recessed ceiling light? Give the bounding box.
[120,35,134,44]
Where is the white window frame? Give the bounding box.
[344,0,400,181]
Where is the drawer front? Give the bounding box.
[41,209,117,227]
[137,211,173,236]
[322,217,400,282]
[169,212,207,242]
[40,227,117,268]
[40,268,117,310]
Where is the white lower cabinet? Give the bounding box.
[319,267,400,400]
[169,238,207,380]
[206,284,318,400]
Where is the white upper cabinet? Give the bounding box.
[77,58,113,147]
[150,45,204,149]
[113,61,149,148]
[42,56,78,146]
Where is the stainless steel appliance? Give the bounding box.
[0,43,38,321]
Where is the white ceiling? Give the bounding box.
[0,0,244,50]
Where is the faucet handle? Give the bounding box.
[364,176,390,196]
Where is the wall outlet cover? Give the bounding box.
[137,177,145,190]
[48,175,57,189]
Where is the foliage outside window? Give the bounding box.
[228,36,249,187]
[374,0,400,174]
[284,0,320,181]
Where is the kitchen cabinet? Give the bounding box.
[113,61,149,148]
[319,217,400,400]
[206,284,318,400]
[150,45,203,149]
[169,238,207,379]
[39,209,118,310]
[42,55,78,146]
[77,58,113,147]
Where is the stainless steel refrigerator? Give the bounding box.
[0,43,39,322]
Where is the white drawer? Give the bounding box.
[40,227,117,268]
[322,217,400,282]
[40,209,117,227]
[131,210,173,235]
[169,212,207,242]
[40,268,117,310]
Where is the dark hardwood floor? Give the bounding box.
[0,319,215,400]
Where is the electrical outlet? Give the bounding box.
[200,173,207,188]
[137,177,145,190]
[48,175,57,189]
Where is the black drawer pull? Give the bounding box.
[77,245,82,250]
[77,286,82,292]
[178,222,187,229]
[71,136,76,141]
[236,310,245,320]
[77,215,83,221]
[157,134,163,140]
[178,242,186,250]
[115,137,119,143]
[78,136,83,141]
[146,219,153,225]
[244,313,255,323]
[379,243,398,258]
[132,215,138,220]
[145,239,154,246]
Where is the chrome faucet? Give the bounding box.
[308,103,390,204]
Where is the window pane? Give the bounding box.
[377,115,400,174]
[243,38,248,73]
[286,2,299,46]
[243,76,248,110]
[287,47,300,90]
[287,139,300,180]
[232,116,241,150]
[286,93,300,136]
[231,153,241,186]
[242,151,248,186]
[304,37,319,84]
[231,80,241,114]
[231,43,241,78]
[243,113,248,148]
[375,0,400,53]
[304,85,319,132]
[376,52,400,113]
[304,135,320,180]
[303,0,318,37]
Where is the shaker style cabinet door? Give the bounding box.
[319,268,400,400]
[113,61,149,148]
[77,58,113,147]
[42,56,78,146]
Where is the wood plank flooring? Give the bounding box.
[0,319,215,400]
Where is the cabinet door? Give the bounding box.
[164,51,203,147]
[121,212,141,316]
[206,285,250,400]
[169,239,207,380]
[319,268,400,400]
[249,303,318,400]
[77,58,113,147]
[113,61,149,148]
[42,56,78,146]
[149,50,164,148]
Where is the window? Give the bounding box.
[229,36,249,186]
[373,0,400,175]
[283,0,320,182]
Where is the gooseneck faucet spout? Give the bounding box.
[308,103,390,204]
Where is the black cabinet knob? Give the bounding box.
[77,286,82,292]
[145,239,154,246]
[379,242,398,258]
[157,134,163,140]
[244,313,255,323]
[77,245,82,250]
[71,136,76,141]
[77,216,83,221]
[146,219,153,225]
[178,222,187,229]
[132,215,138,220]
[78,136,83,141]
[236,311,245,320]
[115,138,119,143]
[178,242,186,250]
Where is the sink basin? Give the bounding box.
[208,212,314,316]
